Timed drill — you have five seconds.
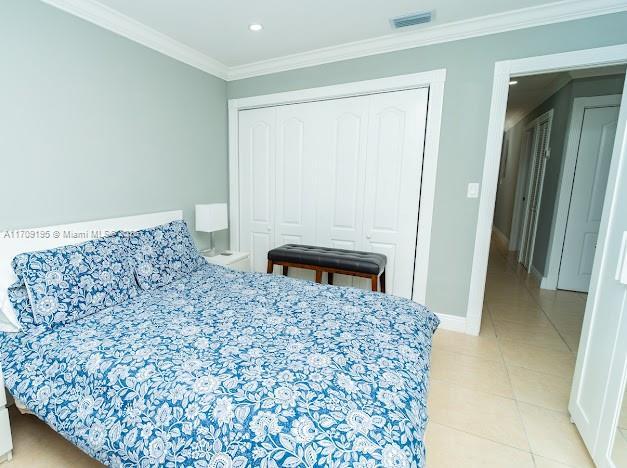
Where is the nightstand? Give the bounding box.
[203,251,250,272]
[0,365,12,463]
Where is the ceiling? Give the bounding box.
[505,65,626,129]
[94,0,558,66]
[43,0,627,79]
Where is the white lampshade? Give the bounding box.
[195,203,228,233]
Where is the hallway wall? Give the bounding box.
[493,74,625,276]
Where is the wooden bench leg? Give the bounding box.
[267,260,274,274]
[380,271,386,293]
[282,265,288,276]
[315,270,322,283]
[327,272,334,285]
[371,275,378,292]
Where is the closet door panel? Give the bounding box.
[363,88,428,298]
[316,97,369,247]
[315,96,370,287]
[238,107,276,273]
[275,104,318,249]
[328,109,366,235]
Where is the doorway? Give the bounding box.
[470,45,627,467]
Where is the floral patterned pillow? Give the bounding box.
[12,233,138,328]
[128,220,205,291]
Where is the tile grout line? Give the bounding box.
[486,302,537,464]
[479,254,540,462]
[496,242,578,354]
[428,419,536,455]
[486,240,592,467]
[485,242,570,466]
[430,376,517,401]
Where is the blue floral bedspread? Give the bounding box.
[0,263,439,467]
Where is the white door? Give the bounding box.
[519,113,552,270]
[274,103,318,248]
[315,96,371,288]
[362,89,428,296]
[238,107,276,273]
[510,127,535,251]
[570,85,627,467]
[559,104,621,292]
[237,88,429,298]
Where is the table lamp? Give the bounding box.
[195,203,228,257]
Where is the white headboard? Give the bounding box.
[0,210,183,330]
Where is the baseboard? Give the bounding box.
[530,265,543,282]
[435,313,467,333]
[492,226,509,247]
[540,275,557,290]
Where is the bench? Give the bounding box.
[267,244,387,292]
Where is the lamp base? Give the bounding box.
[201,247,219,257]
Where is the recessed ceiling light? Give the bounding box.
[509,80,518,85]
[249,23,263,32]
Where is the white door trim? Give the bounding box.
[467,43,627,336]
[228,69,446,305]
[541,94,623,290]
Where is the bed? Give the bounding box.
[0,212,438,467]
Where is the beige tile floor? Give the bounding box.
[3,239,592,467]
[426,239,592,468]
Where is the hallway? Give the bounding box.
[425,237,591,467]
[485,237,586,354]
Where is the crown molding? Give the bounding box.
[41,0,229,80]
[41,0,627,82]
[227,0,627,80]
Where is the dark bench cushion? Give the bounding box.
[268,244,386,275]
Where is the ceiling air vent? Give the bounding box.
[391,11,433,29]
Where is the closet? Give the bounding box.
[236,88,429,299]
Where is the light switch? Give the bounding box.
[467,183,480,199]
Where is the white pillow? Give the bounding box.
[0,288,20,332]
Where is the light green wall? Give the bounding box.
[228,13,627,318]
[0,0,228,250]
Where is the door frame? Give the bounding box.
[517,109,554,272]
[227,69,446,305]
[509,126,536,252]
[467,44,627,336]
[541,94,623,290]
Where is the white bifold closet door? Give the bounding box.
[520,118,550,270]
[238,88,428,298]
